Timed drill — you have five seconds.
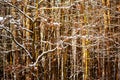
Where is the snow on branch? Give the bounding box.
[0,17,3,21]
[4,1,48,23]
[4,1,34,22]
[29,47,57,67]
[0,24,33,59]
[0,15,13,24]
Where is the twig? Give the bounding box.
[29,47,57,67]
[0,25,33,59]
[4,1,34,22]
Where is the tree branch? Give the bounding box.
[29,47,57,67]
[0,25,33,59]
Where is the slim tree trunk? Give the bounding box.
[3,28,6,80]
[72,28,77,80]
[34,0,39,79]
[102,0,107,79]
[22,0,27,79]
[11,0,17,79]
[25,0,31,79]
[82,2,89,80]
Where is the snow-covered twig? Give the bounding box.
[0,49,21,54]
[29,47,57,67]
[0,25,33,59]
[4,1,34,22]
[4,1,48,23]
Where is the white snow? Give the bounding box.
[53,22,60,26]
[0,17,3,21]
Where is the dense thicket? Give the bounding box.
[0,0,120,80]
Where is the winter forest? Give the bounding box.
[0,0,120,80]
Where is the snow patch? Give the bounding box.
[0,17,3,21]
[53,22,60,26]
